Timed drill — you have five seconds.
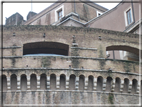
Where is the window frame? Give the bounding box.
[124,7,133,26]
[55,5,64,22]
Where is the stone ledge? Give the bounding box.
[2,90,140,96]
[0,46,21,49]
[2,68,140,76]
[71,47,97,50]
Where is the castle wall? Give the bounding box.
[2,25,141,106]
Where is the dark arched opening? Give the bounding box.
[123,78,129,93]
[30,74,37,90]
[11,74,17,90]
[2,75,7,91]
[23,42,69,56]
[97,76,103,91]
[50,74,56,90]
[40,74,46,90]
[60,74,66,90]
[131,79,138,94]
[69,74,76,90]
[106,77,113,92]
[114,77,121,92]
[79,75,85,90]
[88,75,93,91]
[21,74,27,91]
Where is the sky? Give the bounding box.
[2,1,121,25]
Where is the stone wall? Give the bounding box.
[1,25,141,106]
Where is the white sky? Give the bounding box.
[2,1,120,25]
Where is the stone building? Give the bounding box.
[2,0,142,106]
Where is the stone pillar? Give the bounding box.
[111,79,115,92]
[7,77,10,90]
[93,78,97,91]
[17,77,20,90]
[84,77,88,90]
[27,76,30,90]
[120,80,124,92]
[128,81,132,93]
[47,76,50,89]
[102,79,107,91]
[37,76,40,89]
[56,76,60,89]
[136,82,140,94]
[75,77,79,90]
[66,76,69,89]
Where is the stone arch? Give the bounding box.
[97,76,103,91]
[50,74,56,90]
[88,75,93,91]
[69,74,76,90]
[30,74,37,90]
[123,78,129,93]
[114,77,121,92]
[106,77,113,92]
[60,74,66,90]
[10,74,17,90]
[79,75,85,90]
[2,75,7,91]
[106,45,140,61]
[23,42,69,56]
[40,73,47,90]
[21,74,27,91]
[131,79,138,94]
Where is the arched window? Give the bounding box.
[69,74,76,90]
[2,75,7,91]
[88,76,93,91]
[23,42,69,56]
[114,77,121,92]
[123,78,129,93]
[131,79,138,94]
[79,75,85,90]
[50,74,56,90]
[106,77,113,92]
[11,74,17,90]
[21,74,27,91]
[40,74,46,90]
[60,74,66,90]
[30,74,37,90]
[97,76,103,91]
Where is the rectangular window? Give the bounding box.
[58,9,62,20]
[126,9,132,25]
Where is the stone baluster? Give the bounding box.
[102,79,107,91]
[111,79,115,92]
[128,81,132,93]
[27,76,30,90]
[84,77,88,90]
[66,76,69,89]
[120,80,124,92]
[93,78,97,91]
[56,76,60,89]
[47,76,50,89]
[17,76,20,90]
[75,77,79,90]
[37,76,40,90]
[7,77,10,90]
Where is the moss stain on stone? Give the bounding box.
[98,45,105,70]
[108,93,114,104]
[41,57,51,68]
[71,48,80,68]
